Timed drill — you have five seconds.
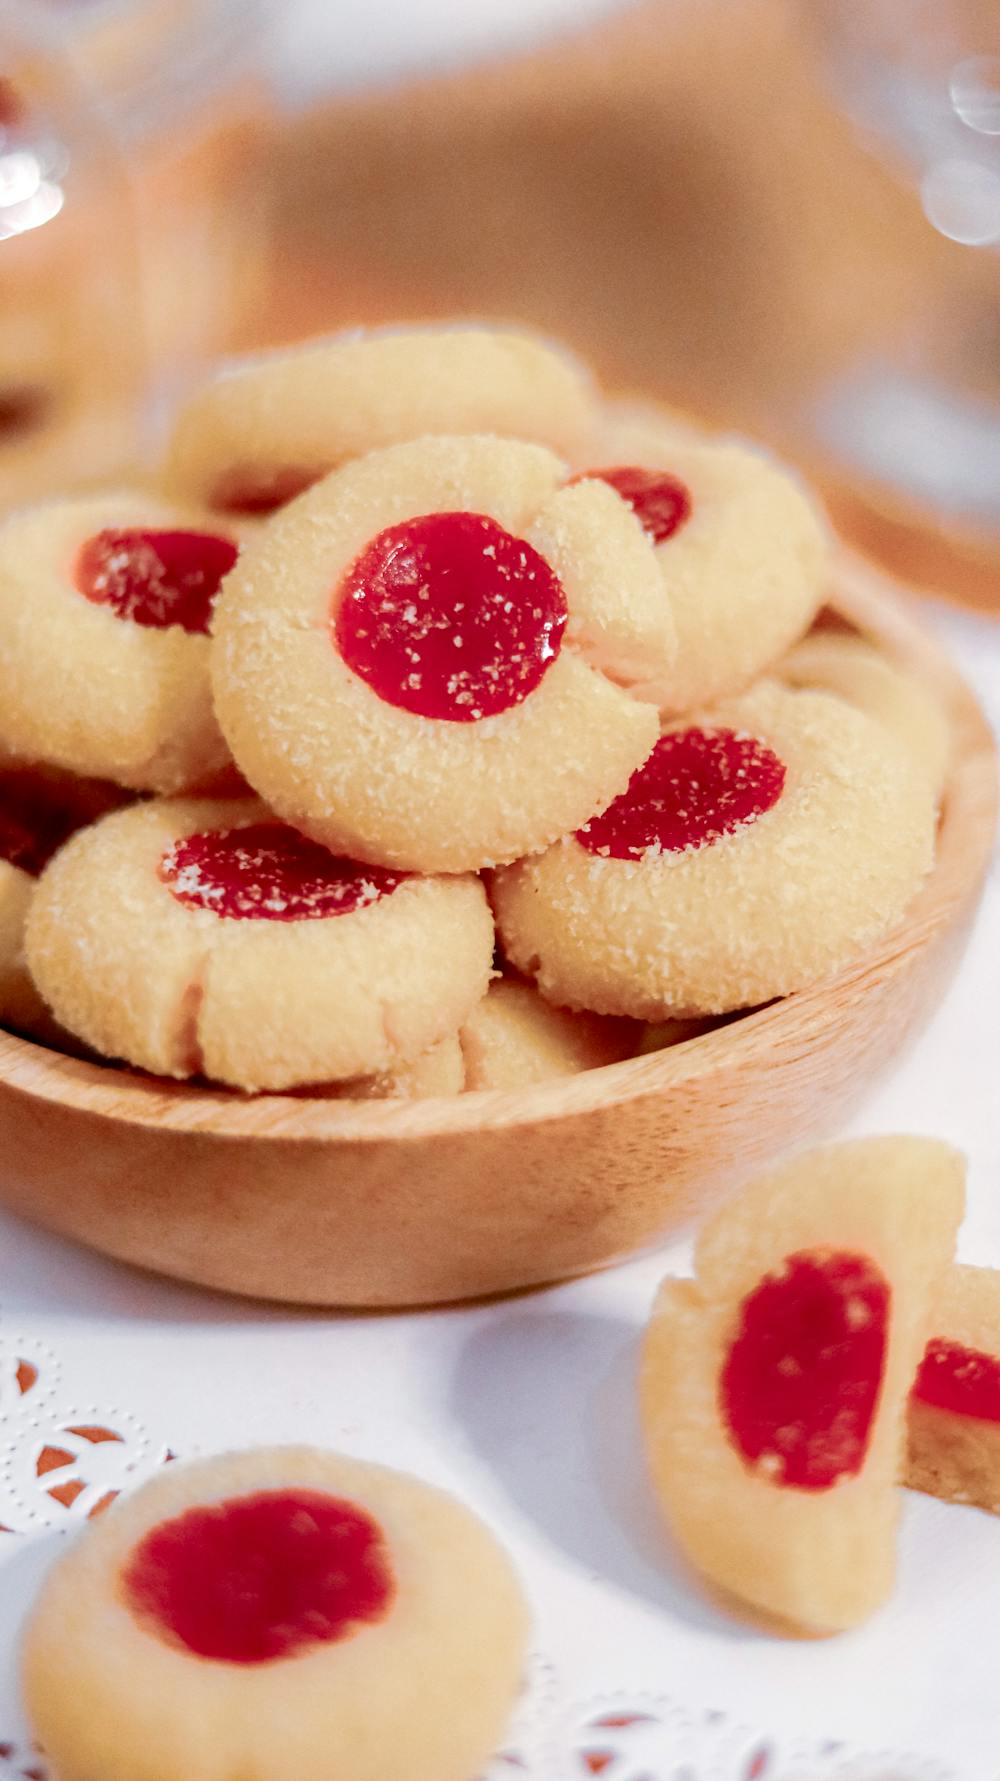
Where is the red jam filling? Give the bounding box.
[75,528,238,635]
[209,464,325,517]
[914,1338,1000,1423]
[0,769,91,876]
[121,1488,394,1664]
[334,510,567,722]
[161,821,403,921]
[575,465,692,543]
[719,1250,890,1491]
[577,727,785,860]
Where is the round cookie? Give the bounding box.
[493,681,936,1019]
[0,492,239,793]
[26,798,494,1091]
[212,435,660,873]
[590,397,707,467]
[321,980,636,1097]
[322,1034,466,1101]
[543,438,828,712]
[0,760,126,1041]
[22,1444,528,1781]
[330,979,638,1096]
[779,630,950,801]
[165,323,598,516]
[460,977,637,1090]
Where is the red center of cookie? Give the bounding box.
[577,728,785,860]
[720,1249,889,1491]
[121,1488,395,1664]
[209,464,325,516]
[75,528,238,635]
[0,770,94,877]
[335,510,567,722]
[578,465,692,542]
[914,1338,1000,1423]
[161,821,403,920]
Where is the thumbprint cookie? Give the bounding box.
[780,630,950,801]
[165,323,598,517]
[0,760,124,1039]
[552,439,827,712]
[211,435,659,872]
[493,681,935,1018]
[0,492,238,793]
[22,1444,528,1781]
[25,799,493,1091]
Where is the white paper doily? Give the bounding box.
[0,596,997,1780]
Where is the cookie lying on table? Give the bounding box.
[22,1444,528,1781]
[641,1136,965,1634]
[908,1264,1000,1515]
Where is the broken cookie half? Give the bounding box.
[641,1136,965,1634]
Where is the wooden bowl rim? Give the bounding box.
[0,548,995,1146]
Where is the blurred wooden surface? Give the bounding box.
[251,0,1000,607]
[255,0,973,414]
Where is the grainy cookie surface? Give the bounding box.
[26,798,494,1090]
[0,492,237,792]
[566,438,829,711]
[460,976,637,1090]
[780,630,950,800]
[166,323,598,514]
[23,1445,528,1781]
[212,435,659,873]
[493,681,937,1018]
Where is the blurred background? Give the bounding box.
[2,0,1000,606]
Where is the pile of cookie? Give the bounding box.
[0,326,948,1092]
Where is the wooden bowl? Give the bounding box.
[0,552,994,1307]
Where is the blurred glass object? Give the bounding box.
[0,1,142,509]
[38,0,273,393]
[267,0,629,106]
[814,0,1000,538]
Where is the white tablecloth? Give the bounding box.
[0,596,997,1781]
